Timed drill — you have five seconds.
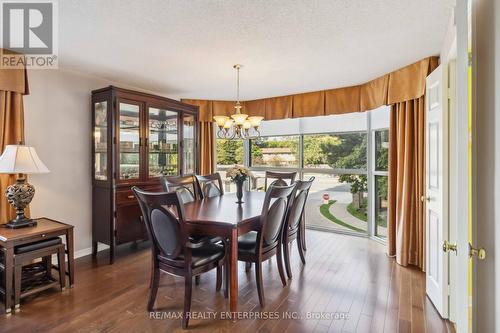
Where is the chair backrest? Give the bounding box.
[160,175,198,203]
[284,177,315,235]
[264,171,297,190]
[132,187,187,259]
[195,173,224,199]
[258,183,296,251]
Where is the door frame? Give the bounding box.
[454,0,474,332]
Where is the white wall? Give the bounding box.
[475,0,499,331]
[23,69,165,255]
[23,70,110,254]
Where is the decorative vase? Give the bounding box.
[235,179,244,204]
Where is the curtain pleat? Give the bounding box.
[387,97,426,269]
[199,122,215,175]
[0,91,25,223]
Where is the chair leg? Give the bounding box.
[224,260,229,298]
[301,214,307,251]
[297,232,306,265]
[216,265,222,291]
[255,261,265,307]
[245,262,252,272]
[42,256,51,279]
[14,264,22,311]
[148,267,160,311]
[57,247,66,290]
[195,275,200,286]
[276,244,287,287]
[182,274,193,329]
[283,240,292,279]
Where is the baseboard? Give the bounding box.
[74,243,110,259]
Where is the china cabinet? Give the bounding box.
[91,86,199,264]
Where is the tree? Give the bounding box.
[216,139,243,165]
[321,133,367,170]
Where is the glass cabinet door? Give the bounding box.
[118,102,141,181]
[148,107,178,177]
[94,101,108,180]
[183,114,196,174]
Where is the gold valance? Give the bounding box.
[182,56,438,122]
[0,49,29,95]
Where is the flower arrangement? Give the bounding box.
[226,165,251,183]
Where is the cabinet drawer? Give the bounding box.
[116,189,136,204]
[116,184,162,205]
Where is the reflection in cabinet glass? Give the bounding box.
[94,101,108,180]
[148,107,178,177]
[183,114,196,174]
[119,103,140,180]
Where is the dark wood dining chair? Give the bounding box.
[132,187,226,329]
[161,174,223,286]
[237,183,296,307]
[282,176,315,279]
[264,171,297,190]
[195,173,224,199]
[160,175,199,203]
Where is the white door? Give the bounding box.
[425,64,449,318]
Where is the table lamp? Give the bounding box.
[0,145,50,228]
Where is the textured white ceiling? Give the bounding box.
[59,0,453,100]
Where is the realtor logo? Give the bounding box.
[0,0,58,68]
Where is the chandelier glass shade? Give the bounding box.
[214,65,264,140]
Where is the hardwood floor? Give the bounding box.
[0,230,454,333]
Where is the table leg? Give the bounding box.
[66,228,75,286]
[229,228,238,315]
[3,247,13,314]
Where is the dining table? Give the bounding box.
[182,191,266,314]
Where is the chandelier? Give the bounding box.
[213,64,264,140]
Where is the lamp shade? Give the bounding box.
[0,145,50,174]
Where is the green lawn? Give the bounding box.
[347,199,387,227]
[319,200,364,233]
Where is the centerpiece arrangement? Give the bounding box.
[226,165,251,204]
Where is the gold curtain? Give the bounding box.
[387,97,426,269]
[0,91,25,223]
[186,56,438,120]
[199,121,216,175]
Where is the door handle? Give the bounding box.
[469,243,486,260]
[442,240,457,254]
[420,195,431,202]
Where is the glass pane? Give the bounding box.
[250,135,299,168]
[303,172,367,234]
[183,115,195,174]
[216,139,244,167]
[375,129,389,171]
[149,108,178,177]
[303,133,367,170]
[119,103,140,180]
[94,101,107,180]
[375,175,388,238]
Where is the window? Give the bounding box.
[303,133,367,170]
[216,139,244,193]
[372,128,389,238]
[216,139,244,167]
[374,175,388,238]
[303,173,368,233]
[250,135,300,168]
[375,129,389,171]
[213,106,389,238]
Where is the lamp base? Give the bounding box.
[4,178,36,229]
[4,217,37,229]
